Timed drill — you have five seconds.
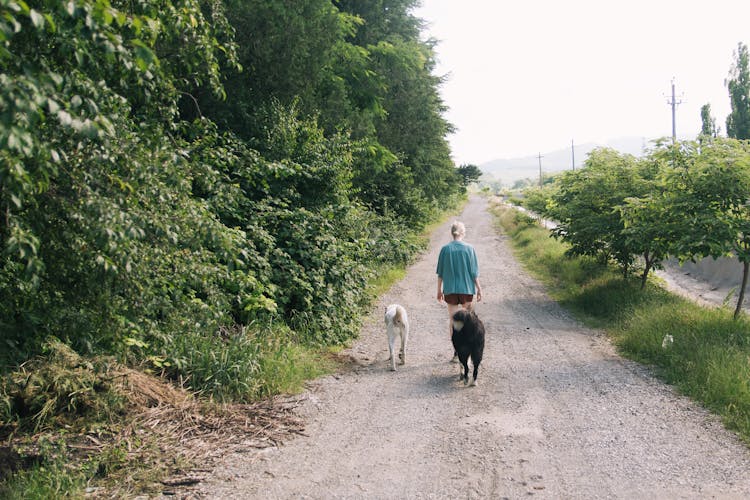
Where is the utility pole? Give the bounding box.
[571,139,575,170]
[537,152,544,187]
[666,78,684,143]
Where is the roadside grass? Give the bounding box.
[257,341,337,398]
[369,266,408,299]
[0,455,88,500]
[490,201,750,444]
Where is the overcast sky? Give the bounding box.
[414,0,750,165]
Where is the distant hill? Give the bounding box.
[479,136,647,187]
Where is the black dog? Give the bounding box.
[451,309,485,386]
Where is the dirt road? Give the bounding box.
[198,195,750,499]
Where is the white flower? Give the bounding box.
[662,334,674,349]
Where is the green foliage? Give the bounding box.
[350,139,429,224]
[334,0,422,46]
[186,109,412,344]
[538,138,750,309]
[368,36,459,205]
[490,203,612,316]
[700,103,718,138]
[668,140,750,257]
[155,325,265,402]
[0,438,88,499]
[203,0,348,135]
[520,184,556,217]
[726,42,750,140]
[1,0,454,403]
[456,164,482,189]
[0,0,256,363]
[547,148,647,276]
[618,302,750,438]
[1,0,458,494]
[256,342,335,398]
[662,138,750,316]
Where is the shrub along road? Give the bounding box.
[198,195,750,498]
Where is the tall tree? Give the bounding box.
[334,0,459,213]
[700,103,718,138]
[457,164,483,189]
[726,42,750,140]
[334,0,422,46]
[198,0,349,139]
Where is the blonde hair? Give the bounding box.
[450,221,466,237]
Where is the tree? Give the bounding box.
[456,164,482,189]
[547,148,647,277]
[726,42,750,140]
[199,0,350,138]
[620,143,682,289]
[667,139,750,318]
[521,184,556,218]
[700,103,718,138]
[334,0,422,46]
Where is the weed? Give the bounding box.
[0,437,87,499]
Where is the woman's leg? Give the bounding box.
[447,302,461,338]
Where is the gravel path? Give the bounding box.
[197,195,750,499]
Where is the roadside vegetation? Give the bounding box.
[0,0,482,497]
[501,54,750,440]
[498,63,750,439]
[490,202,750,445]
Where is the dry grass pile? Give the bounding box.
[115,364,306,456]
[1,342,307,495]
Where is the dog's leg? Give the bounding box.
[399,328,407,365]
[458,355,469,384]
[470,353,481,387]
[388,332,397,371]
[470,361,479,387]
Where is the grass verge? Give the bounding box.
[489,201,750,444]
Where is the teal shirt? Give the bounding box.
[436,240,479,295]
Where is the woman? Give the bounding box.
[436,221,482,360]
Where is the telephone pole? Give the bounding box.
[537,152,544,187]
[666,78,684,143]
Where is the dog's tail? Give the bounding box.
[393,306,405,327]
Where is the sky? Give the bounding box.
[414,0,750,165]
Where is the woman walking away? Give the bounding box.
[436,221,482,361]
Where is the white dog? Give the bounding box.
[384,304,409,371]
